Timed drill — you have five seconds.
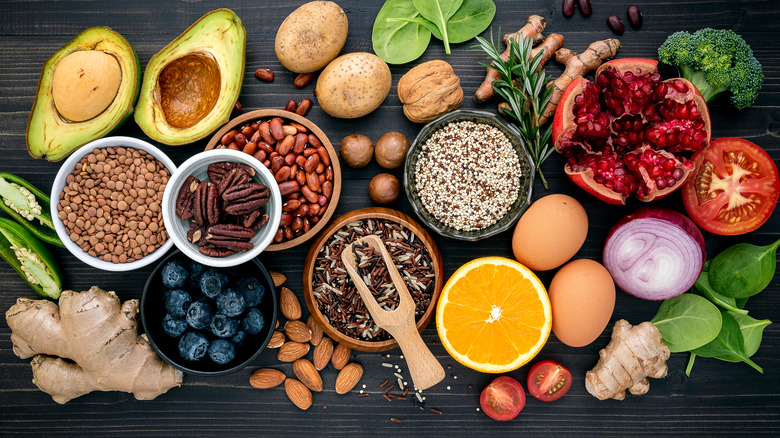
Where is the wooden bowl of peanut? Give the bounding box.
[206,109,341,251]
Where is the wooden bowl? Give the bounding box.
[302,207,444,352]
[205,109,342,251]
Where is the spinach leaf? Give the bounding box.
[691,310,763,373]
[426,0,496,43]
[651,294,722,353]
[723,311,771,359]
[372,0,432,64]
[412,0,463,54]
[694,271,748,314]
[709,239,780,298]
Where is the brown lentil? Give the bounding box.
[414,121,522,231]
[57,147,169,263]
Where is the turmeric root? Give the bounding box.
[538,39,621,125]
[474,15,547,103]
[585,319,670,401]
[6,286,183,403]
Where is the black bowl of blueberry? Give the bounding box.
[141,250,277,376]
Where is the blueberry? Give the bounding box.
[165,289,192,318]
[188,261,208,288]
[186,299,214,330]
[199,269,229,299]
[161,260,189,289]
[237,276,266,307]
[208,339,236,365]
[242,308,265,335]
[162,314,188,337]
[178,331,209,361]
[232,330,247,347]
[210,313,240,338]
[216,288,246,317]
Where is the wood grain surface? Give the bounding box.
[1,0,779,436]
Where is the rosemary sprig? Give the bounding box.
[474,31,555,189]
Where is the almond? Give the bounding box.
[335,362,363,395]
[249,368,286,389]
[312,337,334,370]
[285,378,313,410]
[293,358,323,392]
[307,315,324,346]
[270,270,287,287]
[277,341,310,362]
[267,330,285,348]
[331,343,351,370]
[285,320,312,343]
[279,287,302,320]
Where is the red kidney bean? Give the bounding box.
[242,142,257,155]
[274,228,284,243]
[563,0,576,17]
[608,15,625,34]
[258,141,274,154]
[221,130,237,145]
[278,180,299,196]
[303,148,318,157]
[293,133,308,154]
[318,194,328,207]
[325,166,333,182]
[290,121,308,133]
[308,204,320,216]
[263,159,271,168]
[234,133,247,148]
[228,142,240,150]
[284,99,297,112]
[306,172,321,192]
[627,5,642,28]
[307,134,322,149]
[283,226,294,240]
[270,118,284,141]
[289,164,298,178]
[293,204,309,217]
[315,162,325,174]
[278,135,295,155]
[303,217,311,233]
[296,169,307,186]
[578,0,592,16]
[291,216,303,232]
[304,154,320,173]
[284,152,297,166]
[294,73,314,88]
[282,199,301,212]
[241,125,253,137]
[275,166,291,183]
[296,98,312,116]
[301,185,319,203]
[233,102,242,115]
[252,149,266,162]
[271,156,284,173]
[255,68,274,82]
[316,146,330,166]
[260,122,274,144]
[250,130,262,145]
[279,213,293,227]
[322,181,333,199]
[295,155,307,168]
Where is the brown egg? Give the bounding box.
[512,194,588,271]
[549,259,615,347]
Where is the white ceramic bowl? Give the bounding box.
[161,149,281,267]
[51,136,177,271]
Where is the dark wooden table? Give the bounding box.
[1,0,779,435]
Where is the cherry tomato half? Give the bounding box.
[480,376,525,421]
[527,360,572,402]
[682,137,779,235]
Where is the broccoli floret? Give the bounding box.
[658,28,763,110]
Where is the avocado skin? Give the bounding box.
[26,27,141,162]
[134,9,246,146]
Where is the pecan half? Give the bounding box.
[222,183,270,215]
[199,246,237,257]
[216,167,250,196]
[208,162,256,184]
[205,224,255,252]
[176,176,200,220]
[187,221,206,245]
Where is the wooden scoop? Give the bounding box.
[341,234,445,390]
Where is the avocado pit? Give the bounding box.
[157,53,221,129]
[51,50,122,122]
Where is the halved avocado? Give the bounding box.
[26,27,141,162]
[135,9,246,146]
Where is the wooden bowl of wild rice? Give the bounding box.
[302,207,443,352]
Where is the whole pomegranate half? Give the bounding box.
[552,58,711,204]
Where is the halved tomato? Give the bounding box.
[527,360,572,402]
[480,376,525,421]
[682,137,779,235]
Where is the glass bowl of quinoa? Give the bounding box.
[404,109,535,241]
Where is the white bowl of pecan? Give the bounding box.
[162,149,282,267]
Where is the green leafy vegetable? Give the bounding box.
[474,31,555,189]
[426,0,496,43]
[708,239,780,298]
[724,312,771,359]
[694,271,748,314]
[651,294,722,353]
[372,0,432,65]
[412,0,462,55]
[690,310,763,373]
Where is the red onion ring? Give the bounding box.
[603,207,705,300]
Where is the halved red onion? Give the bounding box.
[603,207,705,300]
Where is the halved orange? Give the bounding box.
[436,257,552,373]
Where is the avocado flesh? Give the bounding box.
[134,9,246,146]
[26,27,141,162]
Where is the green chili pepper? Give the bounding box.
[0,172,63,247]
[0,217,62,299]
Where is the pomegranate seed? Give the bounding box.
[673,168,685,180]
[655,177,667,190]
[673,81,689,93]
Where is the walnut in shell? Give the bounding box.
[397,60,463,123]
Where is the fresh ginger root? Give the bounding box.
[473,15,548,103]
[538,39,621,125]
[6,286,182,403]
[585,319,670,400]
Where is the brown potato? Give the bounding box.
[339,134,374,168]
[368,173,401,204]
[275,1,348,74]
[315,53,391,119]
[374,132,410,169]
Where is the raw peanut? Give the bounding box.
[627,5,643,28]
[255,68,274,82]
[563,0,576,17]
[293,133,308,154]
[284,378,313,410]
[283,125,297,136]
[285,320,313,343]
[335,363,363,395]
[269,270,287,286]
[268,330,285,348]
[296,98,312,116]
[270,117,285,141]
[294,73,315,88]
[312,337,334,370]
[578,0,592,16]
[316,146,331,166]
[279,287,302,320]
[274,166,291,183]
[293,359,323,392]
[284,99,297,112]
[278,341,310,362]
[608,15,625,34]
[277,135,295,156]
[331,343,351,370]
[221,129,237,145]
[307,315,324,346]
[278,180,299,196]
[259,121,274,144]
[249,368,285,389]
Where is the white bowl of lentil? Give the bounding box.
[161,149,282,268]
[404,109,536,241]
[51,136,177,271]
